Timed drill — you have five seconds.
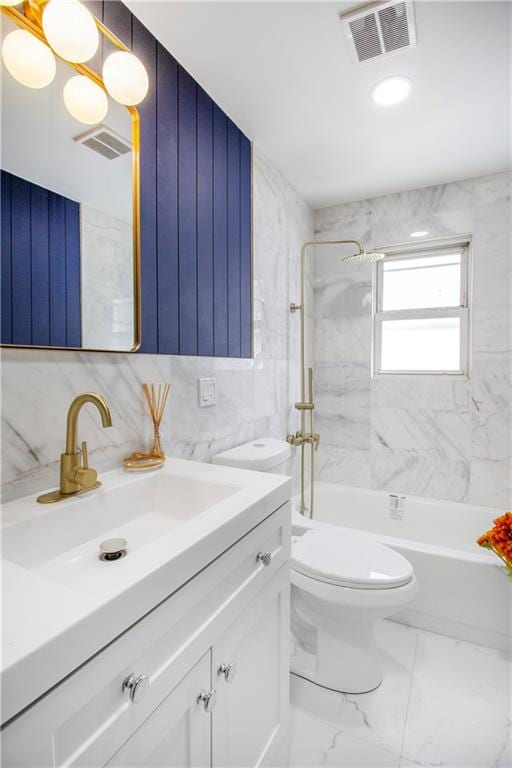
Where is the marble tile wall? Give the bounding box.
[1,149,313,501]
[313,172,512,508]
[81,205,134,351]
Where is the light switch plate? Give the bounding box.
[198,377,216,408]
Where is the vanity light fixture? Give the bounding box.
[63,74,108,124]
[102,50,149,106]
[1,28,56,88]
[1,0,149,112]
[42,0,98,63]
[372,76,412,106]
[410,230,429,238]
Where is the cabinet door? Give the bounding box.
[212,565,290,768]
[105,652,211,768]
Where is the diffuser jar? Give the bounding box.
[148,427,165,459]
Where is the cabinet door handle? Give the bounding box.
[123,673,150,704]
[197,689,217,713]
[218,661,237,683]
[257,551,272,567]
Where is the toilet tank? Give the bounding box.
[212,438,292,476]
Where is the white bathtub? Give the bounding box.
[293,482,511,652]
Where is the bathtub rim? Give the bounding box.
[292,508,503,570]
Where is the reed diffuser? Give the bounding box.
[143,383,170,460]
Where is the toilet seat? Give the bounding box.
[291,528,413,589]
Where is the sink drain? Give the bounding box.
[99,538,127,562]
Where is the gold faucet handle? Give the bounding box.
[74,441,97,488]
[74,465,97,488]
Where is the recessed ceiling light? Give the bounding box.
[410,230,428,238]
[372,76,412,106]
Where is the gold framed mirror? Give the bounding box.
[1,2,141,352]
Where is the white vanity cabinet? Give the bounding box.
[2,503,291,768]
[107,652,212,768]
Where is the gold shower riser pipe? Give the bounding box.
[292,239,364,519]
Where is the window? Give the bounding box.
[373,242,470,376]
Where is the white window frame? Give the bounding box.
[372,237,471,379]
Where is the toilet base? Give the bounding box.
[291,615,383,694]
[291,670,383,696]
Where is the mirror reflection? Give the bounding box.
[1,16,136,351]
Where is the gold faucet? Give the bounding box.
[287,431,320,450]
[37,393,113,504]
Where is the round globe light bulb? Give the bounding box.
[371,76,412,106]
[42,0,99,63]
[102,50,149,106]
[1,29,56,89]
[63,75,108,125]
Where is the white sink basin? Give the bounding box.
[1,457,290,724]
[3,469,239,587]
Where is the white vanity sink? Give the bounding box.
[1,458,290,724]
[3,471,240,587]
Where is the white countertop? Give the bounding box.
[1,458,291,724]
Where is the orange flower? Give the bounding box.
[478,512,512,576]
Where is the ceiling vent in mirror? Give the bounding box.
[73,124,131,160]
[340,1,416,63]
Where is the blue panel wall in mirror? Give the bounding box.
[1,170,81,348]
[101,0,253,358]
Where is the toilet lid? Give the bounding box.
[291,528,413,589]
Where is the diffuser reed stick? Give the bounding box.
[143,383,170,460]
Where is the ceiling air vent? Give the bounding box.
[73,125,131,160]
[340,1,416,63]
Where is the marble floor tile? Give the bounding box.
[291,621,418,757]
[401,630,511,767]
[290,620,511,768]
[290,705,401,767]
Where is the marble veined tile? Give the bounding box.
[314,274,372,322]
[316,414,370,452]
[473,171,511,206]
[315,318,372,365]
[371,450,470,503]
[315,445,372,488]
[314,202,373,234]
[290,709,401,768]
[371,378,469,414]
[471,306,511,355]
[370,209,474,252]
[401,630,511,767]
[470,354,511,464]
[469,458,511,509]
[315,362,371,389]
[291,621,418,758]
[472,200,512,310]
[371,408,471,461]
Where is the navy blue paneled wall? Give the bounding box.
[96,1,253,357]
[1,170,81,347]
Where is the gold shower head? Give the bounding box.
[341,250,386,265]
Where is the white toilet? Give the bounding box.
[211,438,418,695]
[290,523,418,693]
[212,437,293,475]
